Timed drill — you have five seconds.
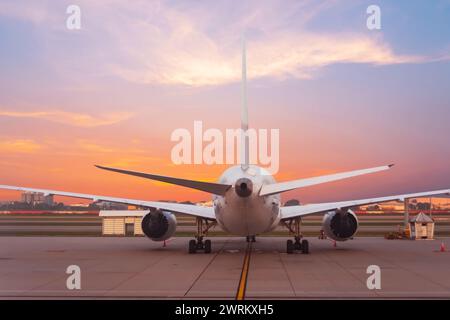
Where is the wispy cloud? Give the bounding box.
[0,1,49,24]
[115,32,418,86]
[0,139,42,153]
[104,2,420,86]
[75,140,158,155]
[0,0,427,87]
[76,140,117,153]
[0,110,133,127]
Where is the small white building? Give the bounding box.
[100,210,148,236]
[409,212,434,240]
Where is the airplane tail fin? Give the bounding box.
[241,36,249,171]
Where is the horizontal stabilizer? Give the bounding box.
[95,165,231,196]
[260,164,394,196]
[280,188,450,220]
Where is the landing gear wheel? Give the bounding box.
[286,239,294,254]
[283,217,310,254]
[204,239,212,254]
[189,217,216,254]
[294,237,302,250]
[301,239,309,254]
[188,239,197,254]
[246,235,256,242]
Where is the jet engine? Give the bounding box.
[322,209,358,241]
[141,210,177,241]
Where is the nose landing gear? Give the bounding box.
[188,217,216,254]
[283,217,309,254]
[246,235,256,242]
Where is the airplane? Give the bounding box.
[1,40,449,254]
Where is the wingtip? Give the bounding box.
[388,163,395,168]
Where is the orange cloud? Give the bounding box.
[0,139,42,153]
[0,110,134,127]
[77,140,117,153]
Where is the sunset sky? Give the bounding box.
[0,0,449,204]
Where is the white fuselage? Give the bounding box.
[213,165,281,236]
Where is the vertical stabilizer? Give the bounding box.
[241,36,249,171]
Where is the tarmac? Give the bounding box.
[2,214,450,236]
[1,236,450,299]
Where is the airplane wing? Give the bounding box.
[280,188,450,220]
[260,164,393,196]
[0,184,215,220]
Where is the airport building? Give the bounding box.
[100,210,147,236]
[409,212,435,240]
[96,201,128,210]
[21,192,54,206]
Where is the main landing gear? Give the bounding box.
[283,217,309,254]
[286,237,309,254]
[188,217,216,254]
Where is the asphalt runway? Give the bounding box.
[1,236,450,299]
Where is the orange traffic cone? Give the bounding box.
[440,242,446,252]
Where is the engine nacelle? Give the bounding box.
[141,210,177,241]
[322,209,358,241]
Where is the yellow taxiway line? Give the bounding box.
[236,242,252,300]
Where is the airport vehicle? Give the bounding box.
[1,42,449,254]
